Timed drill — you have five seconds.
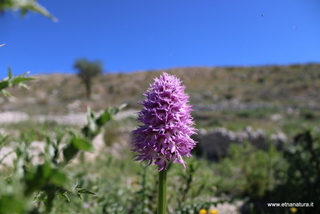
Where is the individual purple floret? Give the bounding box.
[132,72,197,171]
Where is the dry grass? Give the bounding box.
[3,63,319,115]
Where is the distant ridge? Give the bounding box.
[2,63,319,116]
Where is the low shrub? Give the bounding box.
[213,141,287,200]
[268,129,320,213]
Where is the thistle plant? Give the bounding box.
[132,72,197,214]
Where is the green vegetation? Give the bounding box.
[0,68,34,97]
[0,103,128,213]
[213,142,286,200]
[1,64,320,213]
[2,2,319,213]
[2,115,319,213]
[0,0,57,21]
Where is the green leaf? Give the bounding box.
[0,81,9,91]
[82,107,99,138]
[81,126,90,138]
[44,185,56,213]
[63,136,93,163]
[81,104,126,139]
[87,107,95,119]
[75,187,95,200]
[41,161,53,178]
[0,69,34,97]
[110,103,127,115]
[63,142,79,163]
[0,195,26,214]
[72,137,93,152]
[87,108,98,130]
[0,89,12,97]
[12,76,34,85]
[77,188,95,195]
[95,104,127,128]
[96,110,112,126]
[24,163,52,196]
[17,0,58,22]
[50,170,68,186]
[60,192,71,202]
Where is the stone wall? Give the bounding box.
[193,127,287,161]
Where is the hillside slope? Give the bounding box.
[2,63,319,116]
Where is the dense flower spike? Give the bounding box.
[132,72,197,171]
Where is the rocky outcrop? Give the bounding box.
[193,127,287,161]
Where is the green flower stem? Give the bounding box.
[158,169,167,214]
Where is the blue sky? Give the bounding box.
[0,0,319,79]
